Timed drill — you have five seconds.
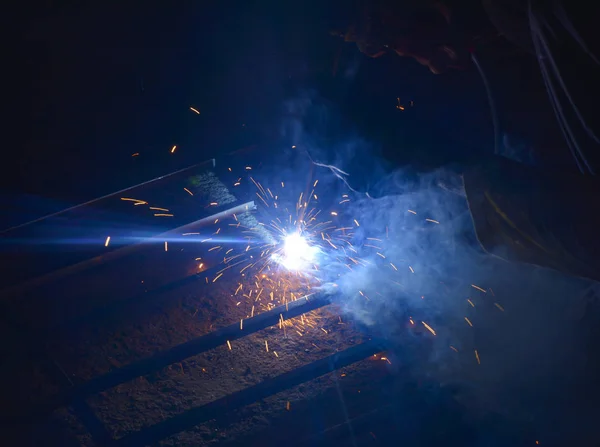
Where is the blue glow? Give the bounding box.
[273,232,318,271]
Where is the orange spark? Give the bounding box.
[120,197,147,204]
[471,284,487,293]
[422,321,436,336]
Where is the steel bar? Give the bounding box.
[24,291,333,421]
[110,339,382,447]
[0,161,215,236]
[0,201,255,300]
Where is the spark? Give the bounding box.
[171,145,177,153]
[154,213,174,217]
[407,209,417,214]
[184,187,194,196]
[164,241,168,252]
[465,317,473,327]
[120,197,147,204]
[104,236,111,247]
[227,340,232,350]
[474,350,481,364]
[494,303,505,312]
[213,273,224,282]
[425,218,440,224]
[149,207,169,211]
[422,321,436,336]
[189,106,200,114]
[471,284,487,293]
[131,152,140,157]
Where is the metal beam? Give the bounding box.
[0,201,255,300]
[0,161,215,236]
[22,291,333,422]
[109,339,382,447]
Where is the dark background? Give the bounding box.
[9,0,594,230]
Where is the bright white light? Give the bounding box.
[273,232,318,271]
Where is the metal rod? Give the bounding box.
[0,161,215,235]
[0,201,255,300]
[22,291,333,422]
[110,339,382,447]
